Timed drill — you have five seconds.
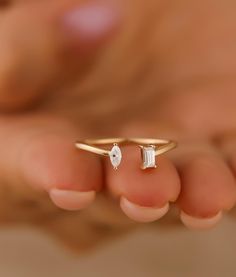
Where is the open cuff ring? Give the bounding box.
[75,138,177,170]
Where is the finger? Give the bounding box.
[0,0,120,110]
[0,115,103,210]
[175,143,236,229]
[105,146,180,223]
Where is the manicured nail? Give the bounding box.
[120,197,169,223]
[63,4,119,41]
[180,211,222,230]
[49,189,95,211]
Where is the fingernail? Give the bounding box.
[180,211,222,230]
[120,197,169,223]
[49,189,95,211]
[63,4,119,41]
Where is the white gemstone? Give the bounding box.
[109,145,122,169]
[142,146,156,168]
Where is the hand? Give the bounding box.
[1,0,236,251]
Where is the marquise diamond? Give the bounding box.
[109,145,122,169]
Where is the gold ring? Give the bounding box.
[75,138,177,170]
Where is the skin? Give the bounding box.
[0,0,236,250]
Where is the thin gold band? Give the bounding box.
[127,138,177,156]
[75,138,177,170]
[75,138,177,157]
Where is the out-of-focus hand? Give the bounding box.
[1,0,236,252]
[0,0,119,110]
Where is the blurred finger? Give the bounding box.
[0,114,103,210]
[175,143,236,229]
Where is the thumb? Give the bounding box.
[0,0,120,111]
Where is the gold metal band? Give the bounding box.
[75,138,126,157]
[84,138,127,145]
[75,142,110,156]
[75,138,177,157]
[75,138,177,170]
[127,138,177,156]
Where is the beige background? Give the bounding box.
[0,217,235,277]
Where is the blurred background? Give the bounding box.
[1,216,236,277]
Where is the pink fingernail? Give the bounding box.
[49,189,95,211]
[63,4,119,41]
[180,211,222,230]
[120,197,169,223]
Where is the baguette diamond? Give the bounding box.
[109,144,122,169]
[141,146,156,169]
